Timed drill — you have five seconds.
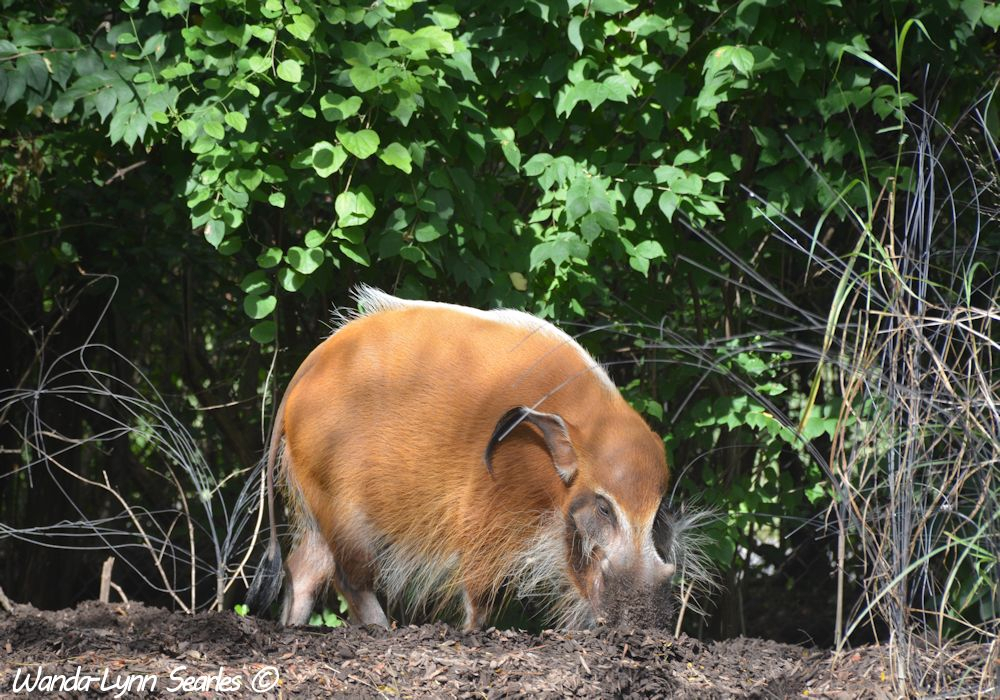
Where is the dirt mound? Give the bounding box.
[0,601,974,698]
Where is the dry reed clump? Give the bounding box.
[756,98,999,695]
[642,93,997,696]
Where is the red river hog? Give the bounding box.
[248,286,682,629]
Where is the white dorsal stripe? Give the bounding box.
[340,285,617,392]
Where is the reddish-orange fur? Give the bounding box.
[259,289,673,629]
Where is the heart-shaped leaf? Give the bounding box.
[243,293,277,319]
[250,320,276,344]
[276,59,302,83]
[320,93,363,121]
[309,141,347,177]
[336,127,380,159]
[286,246,325,275]
[335,187,376,227]
[256,247,283,268]
[379,142,412,173]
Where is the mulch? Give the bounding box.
[0,601,992,698]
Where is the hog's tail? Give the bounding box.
[246,388,289,615]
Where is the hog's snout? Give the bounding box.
[596,573,676,629]
[594,550,676,629]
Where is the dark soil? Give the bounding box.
[0,601,986,698]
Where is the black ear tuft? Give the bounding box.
[483,406,579,484]
[484,407,530,474]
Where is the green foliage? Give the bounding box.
[7,0,992,333]
[308,597,347,628]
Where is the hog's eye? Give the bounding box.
[596,496,612,519]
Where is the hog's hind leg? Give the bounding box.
[332,546,389,628]
[281,529,335,626]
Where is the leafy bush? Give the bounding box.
[2,1,998,670]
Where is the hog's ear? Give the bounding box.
[484,406,578,484]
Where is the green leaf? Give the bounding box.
[591,0,636,13]
[629,255,650,275]
[339,241,370,266]
[425,189,455,219]
[556,75,634,117]
[236,168,264,192]
[693,198,724,219]
[108,100,137,145]
[633,240,666,259]
[349,65,380,92]
[257,247,283,268]
[431,6,461,28]
[523,153,553,177]
[579,215,600,243]
[287,13,317,40]
[244,293,277,319]
[391,95,418,125]
[225,112,247,133]
[530,232,589,270]
[248,55,270,73]
[445,50,479,83]
[286,246,325,274]
[388,26,455,55]
[602,75,633,103]
[731,46,755,75]
[310,141,348,177]
[222,184,249,208]
[415,25,455,53]
[204,220,225,248]
[756,382,787,397]
[335,187,377,227]
[304,229,328,247]
[566,177,592,223]
[984,4,1000,28]
[499,135,521,171]
[241,270,270,294]
[625,13,669,36]
[219,236,243,256]
[268,192,286,208]
[633,185,653,214]
[654,164,681,184]
[2,70,26,109]
[961,0,984,25]
[673,149,702,166]
[673,172,702,195]
[568,16,584,53]
[94,89,117,122]
[399,245,425,262]
[414,216,446,242]
[147,60,178,82]
[320,93,363,121]
[379,142,413,173]
[336,127,380,159]
[250,320,276,344]
[276,59,303,83]
[278,267,306,292]
[177,119,197,139]
[658,191,679,221]
[204,121,225,140]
